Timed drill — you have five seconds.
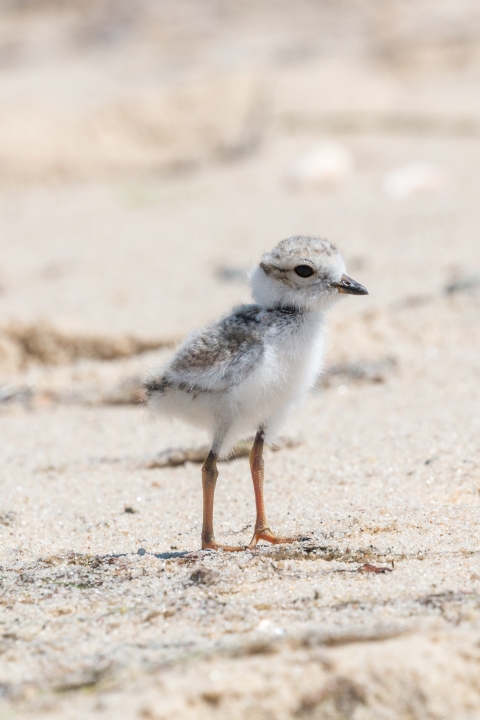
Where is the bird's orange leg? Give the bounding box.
[248,429,296,548]
[201,451,244,552]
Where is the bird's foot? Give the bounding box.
[202,540,245,552]
[248,527,297,548]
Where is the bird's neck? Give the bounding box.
[272,303,303,315]
[269,302,325,322]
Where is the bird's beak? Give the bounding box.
[331,274,368,295]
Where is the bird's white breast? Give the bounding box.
[222,311,326,449]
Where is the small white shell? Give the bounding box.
[288,143,353,189]
[383,162,450,200]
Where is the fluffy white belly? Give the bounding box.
[224,322,325,447]
[151,313,325,454]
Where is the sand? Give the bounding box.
[1,2,480,718]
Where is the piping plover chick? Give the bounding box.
[145,236,368,551]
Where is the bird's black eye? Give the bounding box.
[294,265,314,278]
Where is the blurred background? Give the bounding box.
[2,5,480,709]
[0,0,479,380]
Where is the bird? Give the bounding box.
[145,236,368,551]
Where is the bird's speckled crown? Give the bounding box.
[261,236,338,269]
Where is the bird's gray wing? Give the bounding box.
[166,305,264,392]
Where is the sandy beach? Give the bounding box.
[1,2,480,717]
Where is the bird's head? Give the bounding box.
[250,236,368,312]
